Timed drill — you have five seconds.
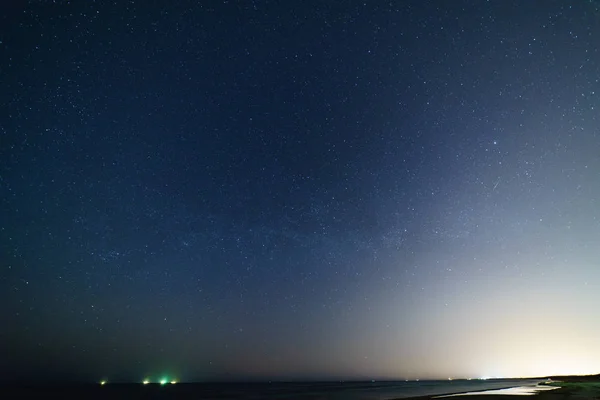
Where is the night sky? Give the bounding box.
[2,0,600,383]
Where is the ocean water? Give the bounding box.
[10,379,544,399]
[436,385,561,397]
[149,379,543,399]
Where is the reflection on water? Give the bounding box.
[435,385,561,397]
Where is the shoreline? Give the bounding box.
[432,385,561,397]
[395,389,558,400]
[395,376,600,400]
[387,381,546,400]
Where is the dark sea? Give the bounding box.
[181,379,542,399]
[10,378,544,399]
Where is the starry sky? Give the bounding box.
[2,0,600,383]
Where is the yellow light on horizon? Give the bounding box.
[143,379,150,385]
[170,380,177,384]
[100,380,107,386]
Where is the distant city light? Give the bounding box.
[100,380,107,385]
[170,380,177,384]
[160,378,168,385]
[143,379,150,384]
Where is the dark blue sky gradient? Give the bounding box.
[2,0,600,382]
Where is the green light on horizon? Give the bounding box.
[160,378,168,385]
